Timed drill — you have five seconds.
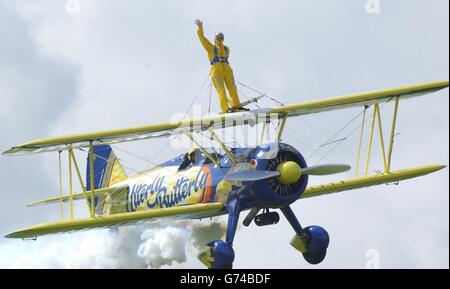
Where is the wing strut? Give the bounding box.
[185,133,220,168]
[208,128,238,165]
[277,113,288,142]
[58,151,64,220]
[68,146,74,220]
[89,141,95,217]
[355,106,367,176]
[354,96,402,176]
[69,147,95,218]
[387,96,400,172]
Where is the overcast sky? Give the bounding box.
[0,0,448,268]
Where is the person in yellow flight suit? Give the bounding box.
[195,19,247,113]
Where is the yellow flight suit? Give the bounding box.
[197,26,241,113]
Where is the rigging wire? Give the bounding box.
[307,109,365,160]
[237,81,286,106]
[312,100,392,166]
[236,88,262,109]
[183,72,211,119]
[208,81,213,114]
[237,82,331,161]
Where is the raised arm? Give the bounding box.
[195,19,213,53]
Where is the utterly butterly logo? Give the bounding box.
[126,167,211,212]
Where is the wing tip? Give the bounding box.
[2,146,30,156]
[430,163,447,172]
[4,231,22,239]
[429,80,449,91]
[2,148,15,156]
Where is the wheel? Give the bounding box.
[208,263,233,269]
[303,248,327,265]
[221,263,233,269]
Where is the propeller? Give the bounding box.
[301,164,351,176]
[225,170,280,182]
[225,162,351,183]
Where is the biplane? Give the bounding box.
[3,80,448,269]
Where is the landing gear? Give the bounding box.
[198,198,241,269]
[281,206,330,265]
[299,226,329,265]
[197,240,235,269]
[303,248,327,265]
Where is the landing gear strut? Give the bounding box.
[197,198,241,269]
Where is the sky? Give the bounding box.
[0,0,448,268]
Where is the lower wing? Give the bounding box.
[301,164,446,199]
[5,203,225,239]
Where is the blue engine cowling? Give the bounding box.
[242,143,309,208]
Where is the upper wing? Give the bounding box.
[3,80,448,156]
[5,202,225,239]
[271,80,449,116]
[301,164,446,199]
[2,112,262,155]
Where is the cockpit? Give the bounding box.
[177,148,223,171]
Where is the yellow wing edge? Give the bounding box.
[273,80,449,115]
[5,202,225,239]
[301,164,447,199]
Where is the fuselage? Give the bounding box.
[107,143,308,215]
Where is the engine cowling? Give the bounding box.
[247,143,309,207]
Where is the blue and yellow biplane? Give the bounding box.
[3,80,448,268]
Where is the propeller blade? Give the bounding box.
[225,170,280,182]
[302,164,351,176]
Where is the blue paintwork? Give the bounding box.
[220,143,309,210]
[303,225,330,252]
[158,143,309,210]
[86,144,113,190]
[280,206,303,235]
[150,142,323,267]
[225,198,241,244]
[207,240,234,269]
[86,144,114,208]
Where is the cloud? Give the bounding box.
[0,220,226,269]
[0,0,80,233]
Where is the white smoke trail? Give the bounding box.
[0,220,226,269]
